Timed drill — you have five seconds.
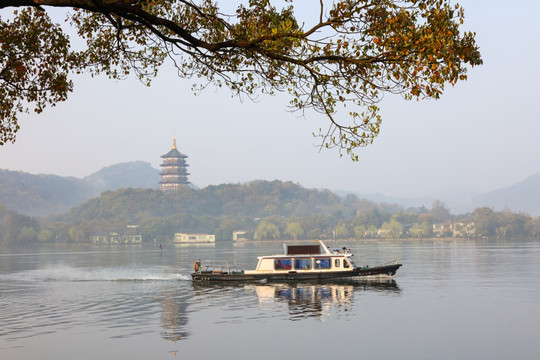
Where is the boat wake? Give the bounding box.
[3,264,191,282]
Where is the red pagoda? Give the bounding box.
[159,135,190,191]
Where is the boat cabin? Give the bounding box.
[245,242,356,274]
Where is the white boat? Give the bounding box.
[191,241,402,282]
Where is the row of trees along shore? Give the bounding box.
[1,183,540,245]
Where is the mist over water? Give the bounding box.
[1,241,539,360]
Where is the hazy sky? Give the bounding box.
[2,1,539,198]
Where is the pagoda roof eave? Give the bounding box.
[161,148,188,158]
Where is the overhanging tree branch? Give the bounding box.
[0,0,482,159]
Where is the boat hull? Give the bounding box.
[191,263,402,282]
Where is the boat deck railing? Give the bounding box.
[197,260,245,274]
[330,247,353,255]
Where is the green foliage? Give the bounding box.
[526,217,540,239]
[1,206,39,244]
[365,226,377,238]
[284,221,304,240]
[61,181,353,223]
[472,207,497,237]
[255,220,281,240]
[0,7,79,145]
[215,217,241,241]
[391,210,418,225]
[353,208,391,228]
[409,222,424,239]
[472,207,531,239]
[354,225,366,238]
[1,1,481,158]
[4,183,540,245]
[37,229,54,243]
[17,226,37,243]
[49,181,366,242]
[381,218,402,239]
[334,222,351,239]
[409,221,433,238]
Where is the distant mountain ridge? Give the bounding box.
[1,162,539,217]
[83,161,161,195]
[472,173,540,215]
[332,173,540,216]
[333,189,478,216]
[0,162,160,216]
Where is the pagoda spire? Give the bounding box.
[172,133,177,149]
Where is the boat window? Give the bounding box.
[314,258,331,269]
[334,259,341,268]
[294,258,312,270]
[274,259,292,270]
[343,259,350,268]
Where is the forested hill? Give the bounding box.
[56,181,388,225]
[0,162,160,216]
[0,170,89,217]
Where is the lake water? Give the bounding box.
[1,240,539,360]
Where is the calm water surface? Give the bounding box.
[1,240,539,360]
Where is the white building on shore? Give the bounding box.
[174,233,215,244]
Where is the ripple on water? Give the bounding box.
[0,265,193,343]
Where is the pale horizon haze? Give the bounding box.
[2,1,539,200]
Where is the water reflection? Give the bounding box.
[251,280,400,320]
[159,288,191,343]
[249,283,356,320]
[191,279,400,322]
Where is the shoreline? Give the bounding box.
[1,236,537,249]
